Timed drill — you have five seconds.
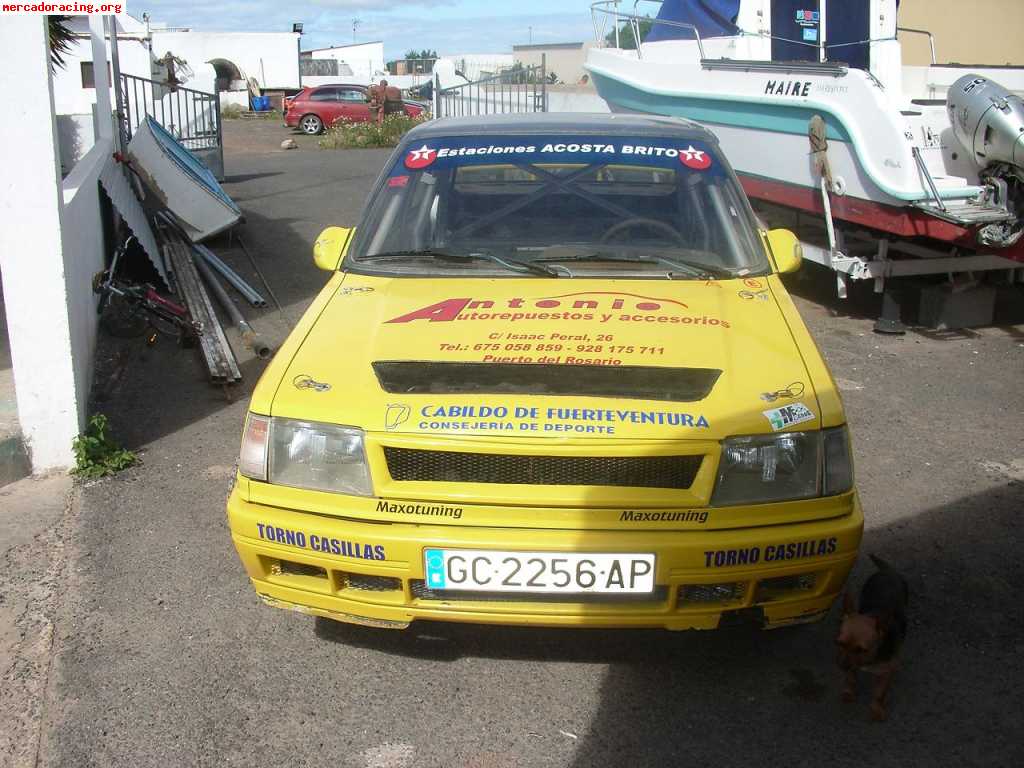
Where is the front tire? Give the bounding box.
[299,114,323,135]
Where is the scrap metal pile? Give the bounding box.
[100,116,272,387]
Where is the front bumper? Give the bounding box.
[227,488,863,631]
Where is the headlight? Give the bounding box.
[711,427,852,506]
[238,415,373,497]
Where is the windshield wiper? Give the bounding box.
[534,250,734,280]
[360,249,561,277]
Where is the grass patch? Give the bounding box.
[72,413,137,479]
[319,113,429,149]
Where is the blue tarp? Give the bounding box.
[825,2,871,70]
[644,0,741,43]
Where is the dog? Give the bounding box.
[835,554,909,721]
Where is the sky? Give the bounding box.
[133,0,601,59]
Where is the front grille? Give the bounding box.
[755,572,817,602]
[384,447,702,489]
[410,580,669,604]
[678,582,747,605]
[276,560,328,579]
[343,574,402,592]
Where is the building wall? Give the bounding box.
[60,139,112,431]
[0,16,111,470]
[513,43,595,85]
[898,0,1024,66]
[151,31,301,90]
[308,42,385,84]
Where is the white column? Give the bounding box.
[89,15,113,141]
[0,17,80,471]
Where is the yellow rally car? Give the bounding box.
[227,113,863,631]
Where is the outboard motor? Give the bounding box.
[948,74,1024,246]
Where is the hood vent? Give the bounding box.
[372,361,721,403]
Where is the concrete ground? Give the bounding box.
[13,119,1024,767]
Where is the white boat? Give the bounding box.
[127,116,242,242]
[585,0,1024,308]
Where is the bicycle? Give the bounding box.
[93,236,203,346]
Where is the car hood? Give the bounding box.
[269,274,820,440]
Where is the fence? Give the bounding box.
[118,73,225,180]
[434,56,548,119]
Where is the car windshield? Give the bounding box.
[346,134,769,279]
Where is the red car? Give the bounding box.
[284,84,426,135]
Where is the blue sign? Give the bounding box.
[424,549,447,589]
[391,135,725,179]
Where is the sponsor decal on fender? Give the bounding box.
[704,536,838,568]
[256,522,385,561]
[763,402,815,431]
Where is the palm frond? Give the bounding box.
[47,15,76,72]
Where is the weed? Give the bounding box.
[72,414,137,479]
[318,113,429,150]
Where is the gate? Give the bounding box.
[434,56,548,119]
[118,73,225,180]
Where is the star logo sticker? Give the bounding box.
[404,144,438,169]
[679,144,712,170]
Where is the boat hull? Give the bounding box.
[590,65,1024,260]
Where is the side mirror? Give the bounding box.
[765,229,802,274]
[313,226,356,272]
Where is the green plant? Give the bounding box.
[318,113,429,150]
[604,16,653,49]
[72,414,137,479]
[221,103,245,119]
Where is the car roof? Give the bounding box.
[304,83,366,91]
[403,113,718,143]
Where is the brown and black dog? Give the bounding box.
[836,554,909,721]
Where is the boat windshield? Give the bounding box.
[346,134,769,279]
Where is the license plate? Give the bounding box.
[423,549,656,594]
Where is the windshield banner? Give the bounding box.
[393,135,723,176]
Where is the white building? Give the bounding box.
[513,42,596,85]
[51,15,152,172]
[446,54,515,82]
[301,41,386,87]
[51,14,301,169]
[152,29,301,93]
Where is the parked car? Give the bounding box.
[284,84,426,135]
[228,113,863,632]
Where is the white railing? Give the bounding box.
[590,0,705,59]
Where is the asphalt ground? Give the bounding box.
[31,119,1024,767]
